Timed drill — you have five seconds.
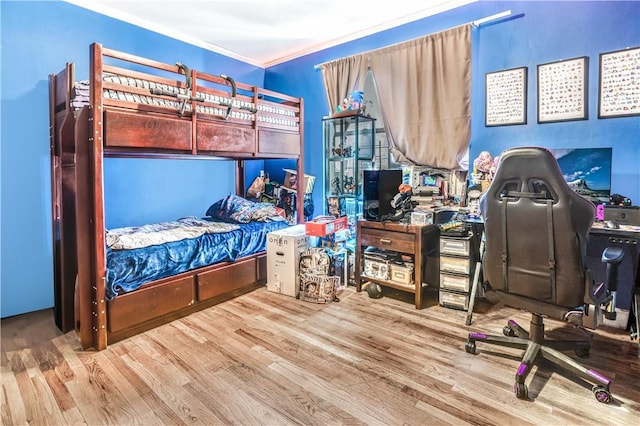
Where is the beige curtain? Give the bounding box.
[318,54,369,115]
[369,24,471,170]
[319,24,471,170]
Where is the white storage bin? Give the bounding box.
[439,236,471,256]
[440,273,471,292]
[439,290,469,310]
[440,255,471,275]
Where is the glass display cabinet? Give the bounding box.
[323,113,375,247]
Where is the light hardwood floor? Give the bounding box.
[2,286,639,425]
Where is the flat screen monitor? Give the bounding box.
[550,148,612,204]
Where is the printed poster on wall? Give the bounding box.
[537,56,588,123]
[598,46,640,118]
[485,66,528,126]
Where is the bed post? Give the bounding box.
[296,97,305,223]
[74,107,94,349]
[237,160,246,197]
[89,43,108,350]
[49,63,77,333]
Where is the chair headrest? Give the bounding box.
[484,147,598,204]
[494,147,566,195]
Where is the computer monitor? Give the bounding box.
[550,148,612,204]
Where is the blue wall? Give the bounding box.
[0,1,264,317]
[265,1,640,218]
[2,1,639,317]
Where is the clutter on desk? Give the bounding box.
[365,165,467,225]
[609,193,632,207]
[379,183,416,222]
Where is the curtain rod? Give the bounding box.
[472,10,512,27]
[314,10,514,70]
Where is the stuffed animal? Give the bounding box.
[473,151,494,174]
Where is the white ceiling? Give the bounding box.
[65,0,476,67]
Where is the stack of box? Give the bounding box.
[306,215,353,284]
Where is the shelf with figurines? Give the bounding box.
[330,90,371,118]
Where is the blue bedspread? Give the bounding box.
[106,220,289,300]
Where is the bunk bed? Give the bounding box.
[49,43,305,351]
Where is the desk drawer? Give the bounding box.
[360,228,415,253]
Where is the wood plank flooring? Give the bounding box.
[2,286,639,425]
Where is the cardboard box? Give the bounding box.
[411,210,434,226]
[305,215,348,237]
[363,256,390,280]
[266,225,309,297]
[281,168,316,194]
[390,262,414,285]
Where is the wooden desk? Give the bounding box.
[355,220,440,309]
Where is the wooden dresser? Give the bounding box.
[355,220,440,308]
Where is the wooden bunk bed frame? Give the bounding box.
[49,43,305,351]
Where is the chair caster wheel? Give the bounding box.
[513,382,528,399]
[575,347,590,358]
[465,340,476,354]
[503,326,515,337]
[593,386,611,404]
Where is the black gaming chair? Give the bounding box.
[465,147,622,403]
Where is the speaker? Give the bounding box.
[363,169,403,221]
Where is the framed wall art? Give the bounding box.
[537,56,588,123]
[485,66,527,126]
[598,46,640,118]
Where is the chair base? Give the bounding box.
[466,313,612,403]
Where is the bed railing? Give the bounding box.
[74,44,301,158]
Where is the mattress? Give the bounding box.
[106,220,289,300]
